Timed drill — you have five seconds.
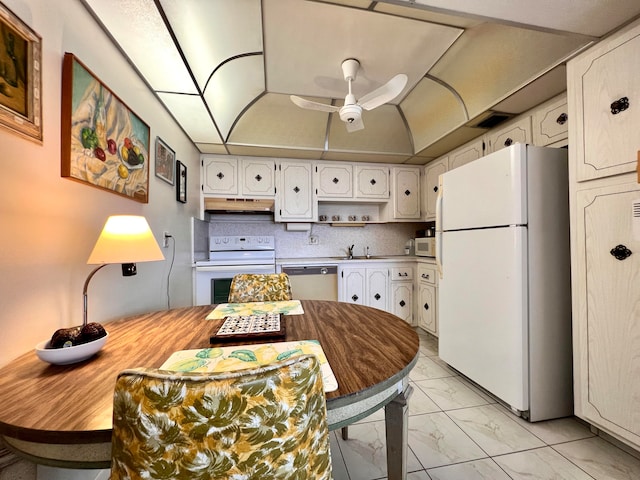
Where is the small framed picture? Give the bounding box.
[176,160,187,203]
[155,136,175,185]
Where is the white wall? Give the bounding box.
[0,0,201,368]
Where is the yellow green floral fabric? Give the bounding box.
[227,273,292,303]
[110,354,332,479]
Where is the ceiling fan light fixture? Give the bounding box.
[339,104,362,124]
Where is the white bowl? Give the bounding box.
[35,333,109,365]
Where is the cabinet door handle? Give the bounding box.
[556,113,568,125]
[370,178,377,185]
[216,172,224,179]
[293,186,300,193]
[399,300,406,307]
[504,137,513,147]
[610,244,632,260]
[332,177,339,184]
[405,189,411,196]
[255,174,262,182]
[421,273,430,280]
[423,303,429,311]
[351,294,359,301]
[433,185,438,193]
[610,97,629,115]
[374,293,381,300]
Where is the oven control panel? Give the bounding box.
[210,236,275,251]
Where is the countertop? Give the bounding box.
[276,255,426,266]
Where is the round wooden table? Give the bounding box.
[0,301,419,478]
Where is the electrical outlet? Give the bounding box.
[163,231,170,248]
[309,235,319,245]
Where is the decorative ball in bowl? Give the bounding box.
[35,323,108,365]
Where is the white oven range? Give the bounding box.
[194,235,275,305]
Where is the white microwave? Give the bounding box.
[415,237,436,257]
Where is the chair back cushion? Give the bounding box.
[228,273,292,303]
[110,354,331,479]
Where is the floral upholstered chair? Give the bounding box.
[228,273,293,303]
[110,354,332,480]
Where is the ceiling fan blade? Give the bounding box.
[290,95,340,113]
[345,116,364,133]
[358,74,408,111]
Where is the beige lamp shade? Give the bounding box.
[87,215,164,265]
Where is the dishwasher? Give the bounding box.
[281,266,338,301]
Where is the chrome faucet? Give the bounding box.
[347,244,354,259]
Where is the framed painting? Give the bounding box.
[155,137,175,185]
[61,53,150,203]
[176,160,187,203]
[0,2,42,142]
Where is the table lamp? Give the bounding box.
[83,215,165,326]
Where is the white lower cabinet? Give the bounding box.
[572,179,640,449]
[339,266,388,311]
[390,266,413,324]
[416,263,437,336]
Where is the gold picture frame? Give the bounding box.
[61,53,150,203]
[0,1,42,142]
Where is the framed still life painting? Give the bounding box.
[61,53,150,203]
[0,2,42,142]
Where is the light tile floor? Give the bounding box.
[328,329,640,480]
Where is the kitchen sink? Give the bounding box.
[331,256,387,260]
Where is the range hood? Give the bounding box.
[204,198,275,213]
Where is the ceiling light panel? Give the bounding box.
[263,0,462,99]
[328,105,412,154]
[229,94,328,150]
[402,77,470,152]
[156,92,222,144]
[84,0,196,93]
[159,0,263,92]
[204,56,266,140]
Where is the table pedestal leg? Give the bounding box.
[385,384,413,480]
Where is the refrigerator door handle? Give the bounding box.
[436,176,444,278]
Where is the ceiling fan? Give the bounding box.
[290,58,408,132]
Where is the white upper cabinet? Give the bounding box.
[316,162,353,199]
[485,116,532,154]
[275,161,316,222]
[423,158,448,221]
[354,165,390,199]
[203,156,275,197]
[448,138,484,171]
[389,166,421,220]
[240,158,275,196]
[202,156,238,195]
[569,26,640,182]
[532,93,568,147]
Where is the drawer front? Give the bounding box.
[417,265,436,285]
[391,266,413,281]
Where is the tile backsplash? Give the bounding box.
[206,216,425,258]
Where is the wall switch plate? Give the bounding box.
[309,235,319,245]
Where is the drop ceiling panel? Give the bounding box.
[227,145,323,160]
[196,143,228,154]
[205,56,265,140]
[229,94,328,150]
[373,2,482,28]
[263,0,463,100]
[491,65,567,114]
[429,23,588,118]
[157,92,222,144]
[321,151,410,163]
[161,0,263,92]
[84,0,196,93]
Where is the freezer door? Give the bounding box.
[441,144,527,231]
[438,226,528,412]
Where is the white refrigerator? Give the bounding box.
[436,144,573,422]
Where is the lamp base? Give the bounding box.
[122,263,137,276]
